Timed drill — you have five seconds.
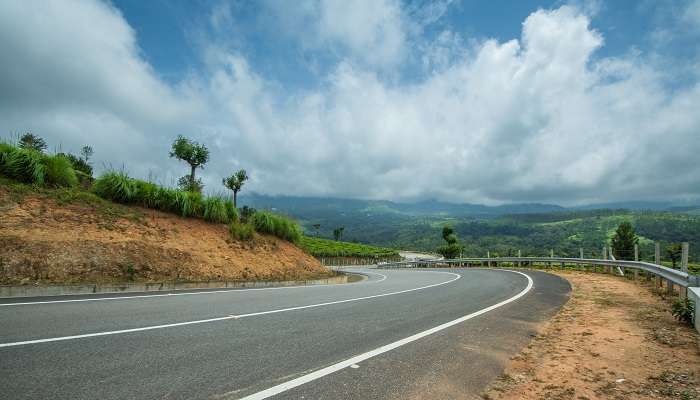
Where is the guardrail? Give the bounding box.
[377,256,699,289]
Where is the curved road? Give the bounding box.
[0,268,569,400]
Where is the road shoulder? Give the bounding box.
[483,271,700,400]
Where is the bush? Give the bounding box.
[203,197,230,224]
[251,211,302,243]
[671,298,695,326]
[42,155,78,188]
[225,200,239,223]
[230,222,255,241]
[93,172,137,203]
[0,146,46,185]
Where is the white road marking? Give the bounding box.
[0,272,459,348]
[239,270,533,400]
[0,271,388,307]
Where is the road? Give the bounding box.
[0,268,569,400]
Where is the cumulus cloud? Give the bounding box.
[0,1,699,205]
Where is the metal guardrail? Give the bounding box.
[377,257,699,288]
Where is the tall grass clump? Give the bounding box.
[203,197,230,224]
[251,211,302,243]
[230,222,254,241]
[93,172,137,203]
[42,155,78,188]
[0,146,45,185]
[225,200,239,223]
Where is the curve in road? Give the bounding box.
[0,268,570,400]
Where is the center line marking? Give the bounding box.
[0,271,459,348]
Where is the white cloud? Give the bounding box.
[1,1,699,205]
[262,0,408,69]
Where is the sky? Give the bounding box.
[1,0,699,205]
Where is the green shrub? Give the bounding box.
[173,191,203,218]
[93,172,137,203]
[251,211,302,243]
[133,179,159,208]
[0,142,13,166]
[203,197,230,224]
[42,155,78,188]
[671,298,695,326]
[225,200,239,223]
[1,147,45,185]
[230,222,255,241]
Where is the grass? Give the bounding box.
[230,222,254,241]
[251,211,302,243]
[299,236,399,257]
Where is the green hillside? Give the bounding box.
[299,236,399,258]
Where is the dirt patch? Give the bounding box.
[0,186,331,284]
[483,271,700,400]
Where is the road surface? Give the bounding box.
[0,268,569,399]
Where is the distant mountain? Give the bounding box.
[239,193,565,218]
[572,201,675,211]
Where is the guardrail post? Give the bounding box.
[655,242,660,265]
[602,246,608,273]
[518,250,521,267]
[633,244,639,280]
[681,242,689,273]
[548,249,553,268]
[487,251,491,267]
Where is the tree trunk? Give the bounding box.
[190,165,196,182]
[233,190,238,208]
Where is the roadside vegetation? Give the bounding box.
[0,133,303,244]
[299,236,398,257]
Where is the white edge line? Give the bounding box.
[0,272,459,348]
[0,271,389,307]
[239,270,533,400]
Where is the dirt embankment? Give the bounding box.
[0,186,331,285]
[484,271,700,400]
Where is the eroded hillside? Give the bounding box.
[0,184,331,285]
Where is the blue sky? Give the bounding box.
[1,0,700,205]
[113,0,697,88]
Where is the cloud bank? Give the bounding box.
[0,0,699,205]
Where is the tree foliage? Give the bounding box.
[18,132,47,153]
[437,225,463,259]
[611,221,638,260]
[666,243,683,268]
[333,226,345,241]
[223,169,248,207]
[169,135,209,192]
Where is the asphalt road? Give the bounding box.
[0,268,570,400]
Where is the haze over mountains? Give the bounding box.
[240,193,699,219]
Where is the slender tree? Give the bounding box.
[312,224,321,237]
[170,135,209,192]
[437,225,462,259]
[333,227,345,241]
[18,132,47,153]
[666,243,683,268]
[611,221,638,260]
[80,145,93,163]
[222,169,249,208]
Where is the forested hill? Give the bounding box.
[239,194,700,262]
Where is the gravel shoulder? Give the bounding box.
[483,271,700,400]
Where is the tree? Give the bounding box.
[437,225,463,259]
[312,224,321,237]
[610,221,638,260]
[18,132,47,153]
[222,169,249,208]
[80,145,93,163]
[333,227,345,241]
[666,243,683,268]
[169,135,209,192]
